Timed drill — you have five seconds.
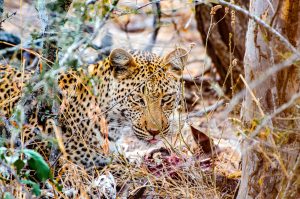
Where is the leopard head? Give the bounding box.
[106,48,188,143]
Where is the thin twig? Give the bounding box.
[239,75,265,117]
[0,36,55,56]
[282,152,300,198]
[181,75,212,86]
[223,53,300,117]
[187,99,224,119]
[0,160,31,196]
[0,12,17,25]
[0,41,54,67]
[0,116,13,136]
[135,0,162,11]
[198,0,300,57]
[0,0,3,22]
[37,0,48,35]
[144,0,161,51]
[60,0,119,67]
[251,92,300,138]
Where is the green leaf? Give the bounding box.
[21,180,41,196]
[13,159,25,174]
[0,147,7,155]
[0,147,7,160]
[31,183,41,196]
[22,149,51,182]
[3,192,14,199]
[52,179,63,191]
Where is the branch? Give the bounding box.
[251,92,300,138]
[60,0,119,67]
[0,0,4,28]
[135,0,162,11]
[223,50,300,118]
[282,152,300,198]
[37,0,73,66]
[182,75,212,86]
[144,0,161,51]
[187,99,224,119]
[0,12,17,27]
[0,36,56,59]
[0,116,13,137]
[0,160,30,196]
[37,0,48,34]
[194,0,300,117]
[195,0,300,57]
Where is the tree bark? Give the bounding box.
[38,0,73,66]
[0,0,3,22]
[195,1,249,94]
[239,0,300,198]
[0,0,4,30]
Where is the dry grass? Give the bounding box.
[0,133,240,198]
[49,148,238,198]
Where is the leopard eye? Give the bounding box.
[162,94,174,105]
[131,95,145,106]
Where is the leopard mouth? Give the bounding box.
[132,125,170,143]
[147,138,159,144]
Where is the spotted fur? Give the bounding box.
[0,48,188,171]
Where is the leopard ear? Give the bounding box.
[109,48,136,79]
[163,48,188,71]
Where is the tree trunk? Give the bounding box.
[195,1,249,94]
[38,0,73,66]
[0,0,3,24]
[0,0,4,30]
[239,0,300,198]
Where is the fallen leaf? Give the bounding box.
[190,125,213,154]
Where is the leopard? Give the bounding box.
[0,47,188,173]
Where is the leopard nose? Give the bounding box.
[147,129,160,136]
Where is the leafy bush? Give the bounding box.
[0,147,61,197]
